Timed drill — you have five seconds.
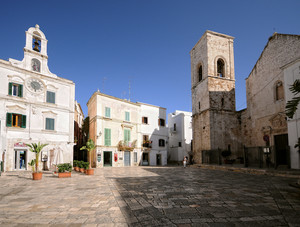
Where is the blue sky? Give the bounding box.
[1,0,299,116]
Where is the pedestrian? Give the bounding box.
[183,156,187,168]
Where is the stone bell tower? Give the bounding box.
[191,30,241,163]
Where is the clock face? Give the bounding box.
[26,78,44,93]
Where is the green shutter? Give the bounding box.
[18,84,23,97]
[105,128,111,146]
[6,113,12,127]
[105,107,110,118]
[21,115,26,128]
[47,91,56,104]
[125,112,130,121]
[124,129,131,145]
[8,83,12,95]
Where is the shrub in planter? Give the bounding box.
[84,161,94,175]
[57,163,72,178]
[79,161,85,173]
[73,160,79,171]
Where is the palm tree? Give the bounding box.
[286,79,300,119]
[286,79,300,152]
[26,142,48,172]
[80,139,95,169]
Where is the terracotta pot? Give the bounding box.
[86,169,94,175]
[32,172,42,180]
[74,166,79,171]
[58,172,71,178]
[80,168,85,173]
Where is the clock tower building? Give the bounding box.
[0,25,75,171]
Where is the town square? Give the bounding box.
[1,166,300,226]
[0,0,300,226]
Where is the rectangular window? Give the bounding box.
[159,139,165,147]
[45,118,55,130]
[134,152,137,163]
[174,123,176,131]
[179,142,182,147]
[104,128,111,146]
[142,117,148,124]
[6,113,26,128]
[124,129,131,146]
[9,83,23,97]
[46,91,55,104]
[105,107,111,118]
[125,111,130,122]
[158,118,165,127]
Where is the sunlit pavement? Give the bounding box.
[0,166,299,226]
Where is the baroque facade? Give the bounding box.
[191,30,300,169]
[87,91,168,167]
[0,25,75,171]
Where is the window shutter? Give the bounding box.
[6,113,12,127]
[21,115,26,128]
[8,83,12,95]
[52,92,56,103]
[105,128,111,146]
[19,84,23,97]
[128,130,131,142]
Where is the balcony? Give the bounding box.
[118,140,137,151]
[142,140,152,148]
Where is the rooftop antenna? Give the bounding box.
[102,77,107,94]
[128,79,131,101]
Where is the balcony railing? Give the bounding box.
[118,140,137,151]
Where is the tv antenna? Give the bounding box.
[102,77,107,93]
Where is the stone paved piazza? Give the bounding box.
[0,166,299,226]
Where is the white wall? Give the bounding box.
[168,110,192,162]
[283,59,300,169]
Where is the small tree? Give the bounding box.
[26,142,48,172]
[80,139,95,169]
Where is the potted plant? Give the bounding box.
[28,159,36,172]
[73,160,79,171]
[84,161,93,175]
[57,163,72,178]
[26,142,48,180]
[79,161,85,173]
[80,139,95,175]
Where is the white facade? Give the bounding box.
[168,110,192,162]
[139,103,168,166]
[88,92,142,167]
[283,58,300,169]
[0,25,75,171]
[87,92,168,167]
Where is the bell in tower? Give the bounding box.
[33,38,40,52]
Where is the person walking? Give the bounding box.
[183,156,187,168]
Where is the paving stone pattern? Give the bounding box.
[0,167,299,226]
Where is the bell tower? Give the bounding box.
[21,24,55,77]
[191,30,239,163]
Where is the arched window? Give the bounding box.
[32,37,41,52]
[31,59,41,72]
[275,81,284,101]
[217,58,225,77]
[198,65,203,82]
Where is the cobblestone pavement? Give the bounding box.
[0,167,300,226]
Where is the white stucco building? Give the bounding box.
[139,102,168,166]
[168,110,193,162]
[283,58,300,169]
[87,91,168,167]
[0,25,75,171]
